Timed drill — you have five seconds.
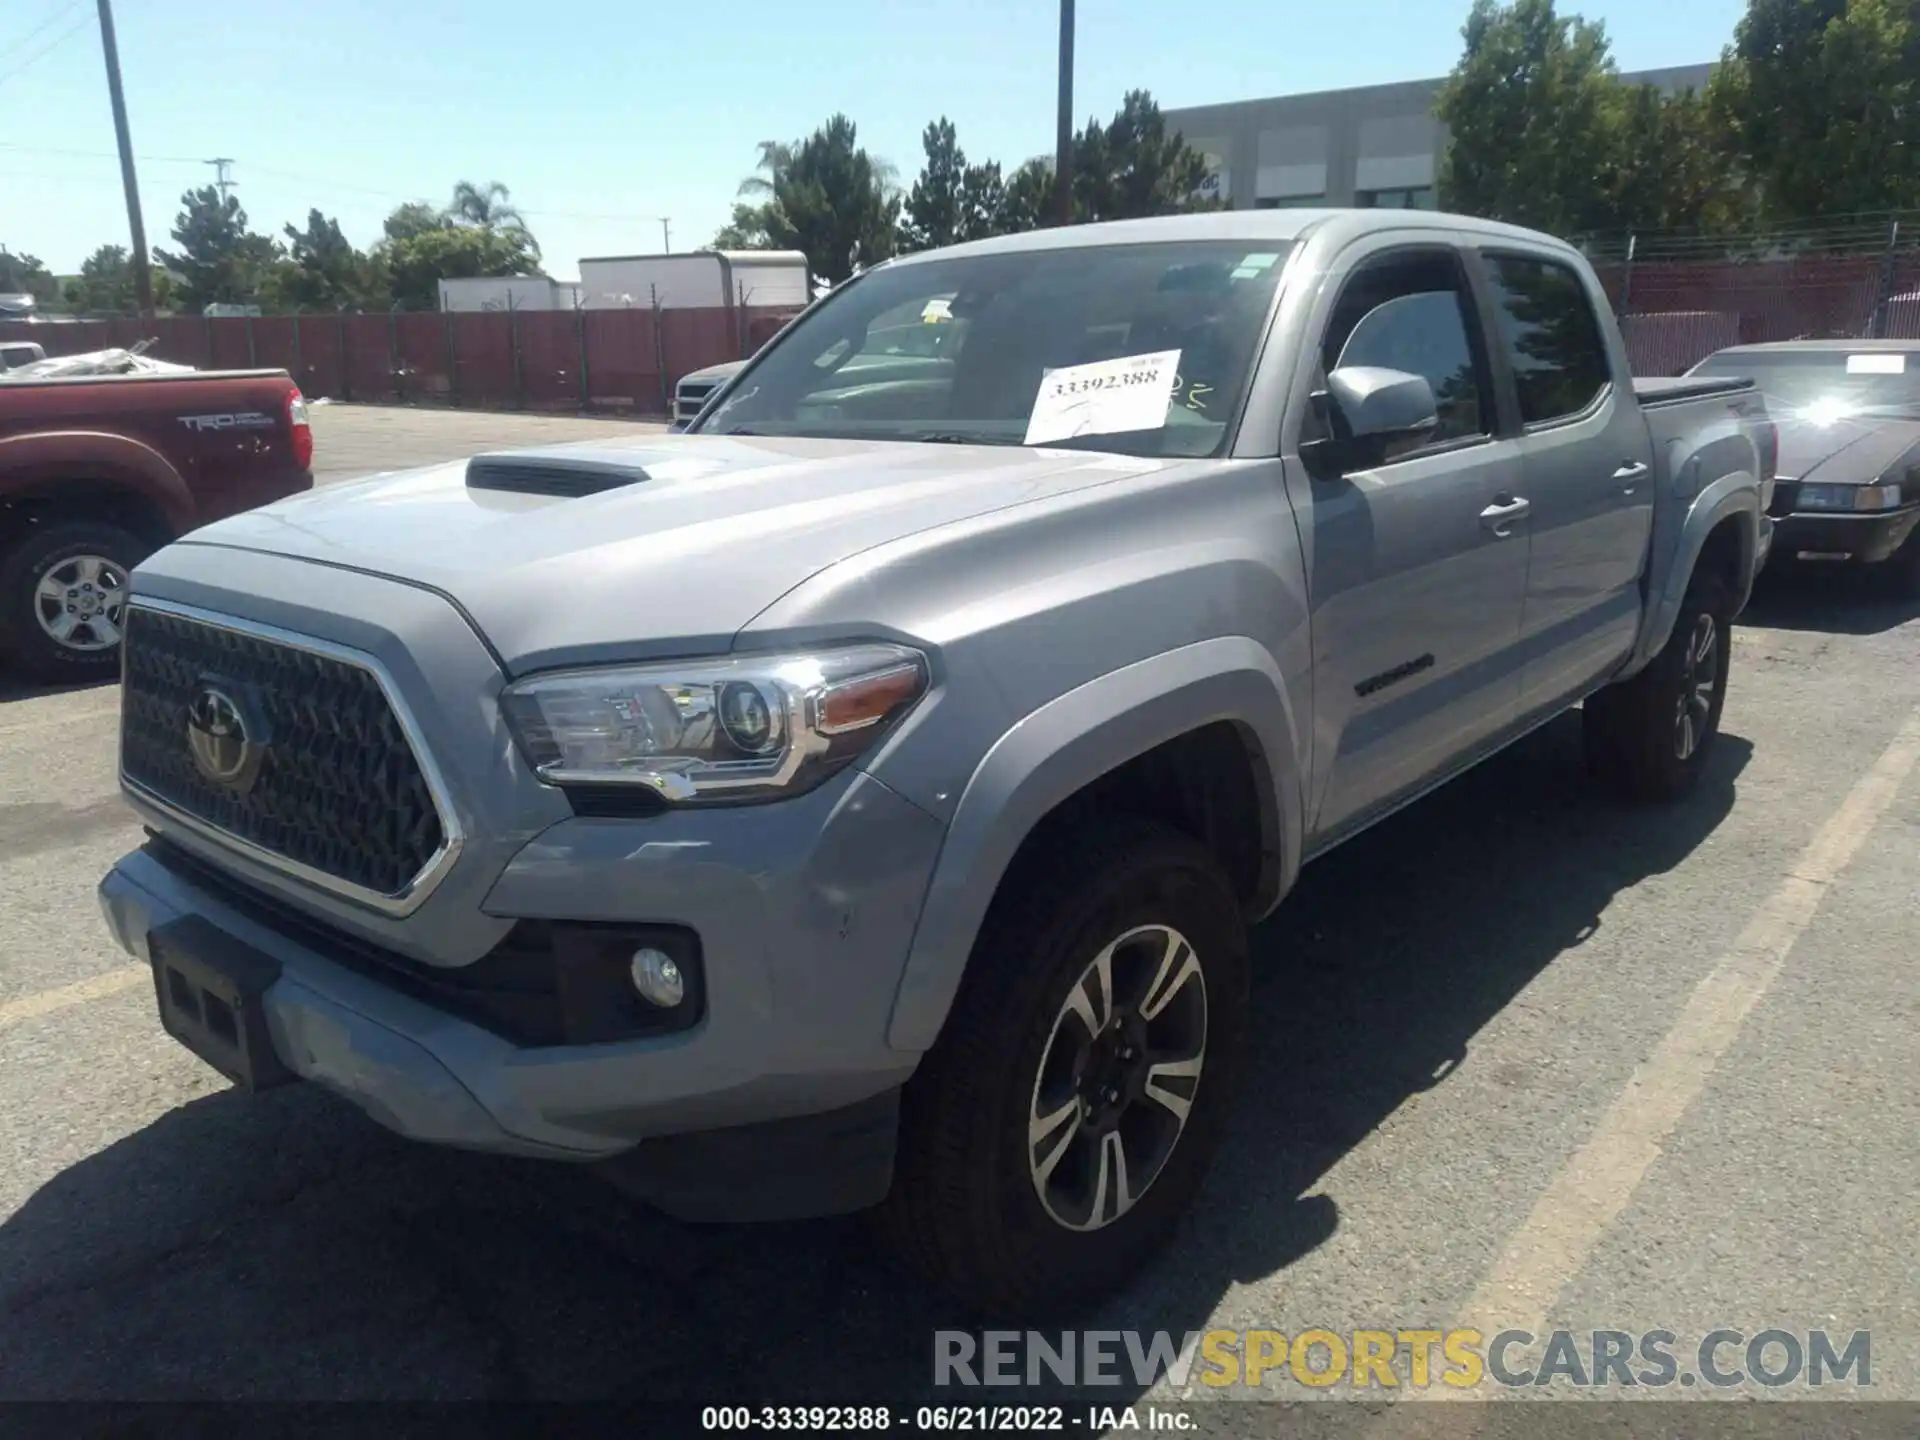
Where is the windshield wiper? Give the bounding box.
[905,431,1020,446]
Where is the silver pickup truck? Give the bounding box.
[98,210,1773,1317]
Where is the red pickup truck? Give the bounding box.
[0,369,314,680]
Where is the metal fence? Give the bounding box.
[1583,217,1920,375]
[7,221,1917,403]
[0,303,803,417]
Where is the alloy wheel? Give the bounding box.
[34,554,129,653]
[1026,923,1209,1232]
[1674,612,1719,761]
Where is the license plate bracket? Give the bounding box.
[148,915,296,1092]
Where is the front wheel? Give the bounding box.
[1583,572,1733,802]
[0,522,149,684]
[877,817,1249,1318]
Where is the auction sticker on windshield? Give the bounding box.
[1024,349,1181,446]
[1846,353,1906,375]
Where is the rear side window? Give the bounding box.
[1483,255,1611,424]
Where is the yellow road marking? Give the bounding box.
[1451,705,1920,1345]
[0,963,148,1031]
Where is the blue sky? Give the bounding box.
[3,0,1746,276]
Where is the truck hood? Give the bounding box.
[1775,414,1920,484]
[179,433,1156,670]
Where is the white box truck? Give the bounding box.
[438,277,581,312]
[576,251,810,311]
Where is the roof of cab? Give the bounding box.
[880,207,1585,267]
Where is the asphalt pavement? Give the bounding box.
[0,407,1915,1427]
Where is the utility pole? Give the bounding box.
[661,218,671,253]
[1052,0,1075,227]
[95,0,154,319]
[206,157,235,203]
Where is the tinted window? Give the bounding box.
[1316,250,1488,452]
[698,240,1293,459]
[1484,256,1612,424]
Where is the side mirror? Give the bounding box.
[1300,366,1441,476]
[1327,365,1439,440]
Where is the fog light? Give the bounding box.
[629,947,686,1008]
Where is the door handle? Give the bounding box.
[1613,460,1650,490]
[1479,496,1531,536]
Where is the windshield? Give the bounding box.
[694,240,1295,458]
[1689,348,1920,424]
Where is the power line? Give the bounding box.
[0,4,93,87]
[0,0,85,62]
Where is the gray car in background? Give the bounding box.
[1688,340,1920,591]
[98,210,1772,1317]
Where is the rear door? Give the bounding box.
[1285,237,1532,840]
[1473,250,1655,714]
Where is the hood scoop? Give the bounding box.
[465,453,653,498]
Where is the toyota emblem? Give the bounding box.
[186,685,262,791]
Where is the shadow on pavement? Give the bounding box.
[0,672,116,705]
[0,713,1750,1403]
[1741,564,1920,636]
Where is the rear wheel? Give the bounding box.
[877,816,1249,1318]
[0,522,149,683]
[1583,570,1733,802]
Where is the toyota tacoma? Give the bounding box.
[99,211,1772,1316]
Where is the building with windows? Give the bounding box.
[1167,63,1714,212]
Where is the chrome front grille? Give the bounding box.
[119,602,456,911]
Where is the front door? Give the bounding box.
[1287,241,1533,841]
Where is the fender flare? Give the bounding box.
[0,429,195,535]
[884,635,1304,1053]
[1622,472,1759,678]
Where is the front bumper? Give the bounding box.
[99,766,944,1214]
[1772,504,1920,565]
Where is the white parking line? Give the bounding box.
[0,964,148,1031]
[1452,705,1920,1343]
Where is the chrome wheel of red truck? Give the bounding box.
[0,522,147,682]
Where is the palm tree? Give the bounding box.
[445,181,539,257]
[737,142,797,200]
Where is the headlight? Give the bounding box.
[500,644,929,805]
[1794,483,1902,512]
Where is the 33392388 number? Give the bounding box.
[701,1405,894,1430]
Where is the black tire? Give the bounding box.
[1583,569,1733,803]
[0,521,149,684]
[876,815,1250,1319]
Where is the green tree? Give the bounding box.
[379,224,542,311]
[718,116,899,283]
[445,180,541,259]
[383,201,447,244]
[0,249,57,302]
[1708,0,1920,223]
[712,141,795,249]
[999,158,1056,232]
[901,118,967,251]
[152,186,283,311]
[900,118,1015,251]
[1436,0,1622,235]
[1600,85,1752,234]
[255,209,376,311]
[62,244,138,312]
[1071,90,1219,222]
